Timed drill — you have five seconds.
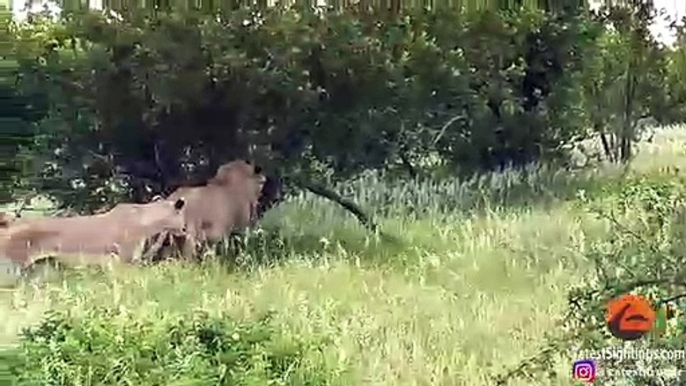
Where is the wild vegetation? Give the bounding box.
[3,0,686,385]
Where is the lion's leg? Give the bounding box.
[180,233,199,262]
[22,255,62,284]
[118,243,136,264]
[141,232,168,264]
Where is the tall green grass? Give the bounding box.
[0,124,684,385]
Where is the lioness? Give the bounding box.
[152,160,265,261]
[0,197,187,269]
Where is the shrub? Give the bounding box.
[7,6,601,211]
[5,308,332,385]
[498,172,686,385]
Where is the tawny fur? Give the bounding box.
[155,160,265,261]
[0,197,187,269]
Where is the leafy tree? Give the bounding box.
[662,20,686,123]
[582,0,669,163]
[7,2,679,221]
[0,11,48,204]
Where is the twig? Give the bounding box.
[432,114,465,146]
[606,279,686,298]
[656,292,686,306]
[603,209,661,255]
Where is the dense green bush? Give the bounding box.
[0,10,49,204]
[4,3,684,212]
[4,308,332,385]
[5,5,609,212]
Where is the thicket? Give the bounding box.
[3,0,684,213]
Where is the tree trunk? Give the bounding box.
[620,57,637,163]
[600,131,614,163]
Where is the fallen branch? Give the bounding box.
[294,179,379,233]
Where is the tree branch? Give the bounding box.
[295,179,378,233]
[433,114,465,146]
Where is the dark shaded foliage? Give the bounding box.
[7,6,617,212]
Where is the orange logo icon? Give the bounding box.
[606,294,656,341]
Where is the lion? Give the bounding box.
[0,197,187,269]
[147,160,266,262]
